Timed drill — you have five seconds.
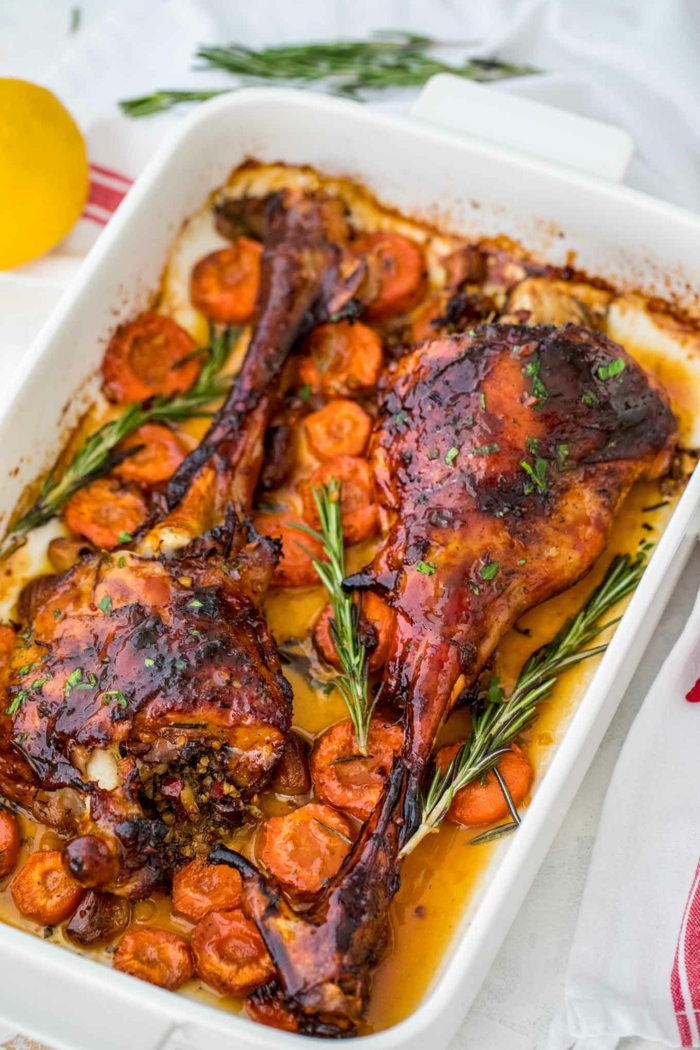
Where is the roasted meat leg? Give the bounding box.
[222,323,677,1032]
[0,189,364,897]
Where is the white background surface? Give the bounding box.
[1,2,699,1048]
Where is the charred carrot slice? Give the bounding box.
[261,802,353,896]
[304,399,372,460]
[246,982,299,1032]
[411,291,447,343]
[191,907,274,997]
[114,423,188,487]
[190,240,262,324]
[435,742,533,827]
[0,809,20,879]
[64,477,148,550]
[11,849,84,924]
[354,231,428,321]
[172,858,243,923]
[102,312,200,404]
[310,718,403,822]
[314,592,395,673]
[114,927,194,990]
[301,456,377,544]
[299,320,382,397]
[252,512,325,588]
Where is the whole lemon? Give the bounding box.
[0,79,88,269]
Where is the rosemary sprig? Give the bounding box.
[119,33,538,117]
[290,479,375,756]
[399,549,649,857]
[0,326,238,560]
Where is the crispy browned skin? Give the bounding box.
[218,323,677,1033]
[0,189,364,898]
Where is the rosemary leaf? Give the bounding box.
[289,479,375,754]
[119,33,538,118]
[0,326,238,560]
[399,549,648,857]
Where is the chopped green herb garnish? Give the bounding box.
[175,659,187,670]
[465,413,474,426]
[97,595,112,616]
[523,357,548,404]
[487,676,504,704]
[598,358,626,381]
[118,531,133,544]
[144,657,155,668]
[53,608,62,620]
[7,690,28,716]
[75,672,98,691]
[31,676,51,691]
[518,557,527,565]
[64,667,84,698]
[416,561,436,576]
[17,665,30,677]
[102,690,127,708]
[469,581,480,595]
[556,444,569,470]
[520,457,548,494]
[393,410,409,426]
[582,390,597,406]
[480,392,487,410]
[480,561,499,580]
[118,557,126,569]
[298,383,312,402]
[471,443,500,455]
[445,446,459,466]
[525,436,538,455]
[188,599,203,609]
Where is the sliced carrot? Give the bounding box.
[246,983,299,1032]
[114,927,194,990]
[63,477,148,550]
[0,810,20,879]
[191,907,274,997]
[10,849,84,924]
[435,742,533,828]
[305,399,372,461]
[354,231,428,321]
[314,592,395,673]
[301,456,377,545]
[411,291,447,343]
[172,858,243,923]
[190,240,263,324]
[252,512,324,588]
[300,320,383,397]
[102,312,200,405]
[310,718,403,822]
[261,802,353,896]
[114,423,187,487]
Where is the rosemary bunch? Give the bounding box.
[0,326,237,560]
[399,549,650,857]
[291,479,375,755]
[119,33,537,117]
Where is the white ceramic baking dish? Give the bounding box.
[1,75,699,1050]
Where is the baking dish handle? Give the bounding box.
[410,73,633,182]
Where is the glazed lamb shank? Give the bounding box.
[218,322,677,1033]
[0,188,365,898]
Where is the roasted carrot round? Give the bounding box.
[253,512,325,588]
[310,718,403,822]
[304,399,372,460]
[435,742,533,827]
[0,809,20,879]
[114,423,188,487]
[411,292,446,343]
[246,985,299,1033]
[299,320,383,397]
[63,477,148,550]
[261,802,353,896]
[301,456,377,545]
[114,927,194,990]
[102,312,200,404]
[190,240,262,324]
[314,592,395,673]
[191,907,274,997]
[172,858,243,923]
[10,849,84,924]
[354,231,428,321]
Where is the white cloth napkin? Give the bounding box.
[548,591,700,1050]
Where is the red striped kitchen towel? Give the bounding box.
[550,586,700,1050]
